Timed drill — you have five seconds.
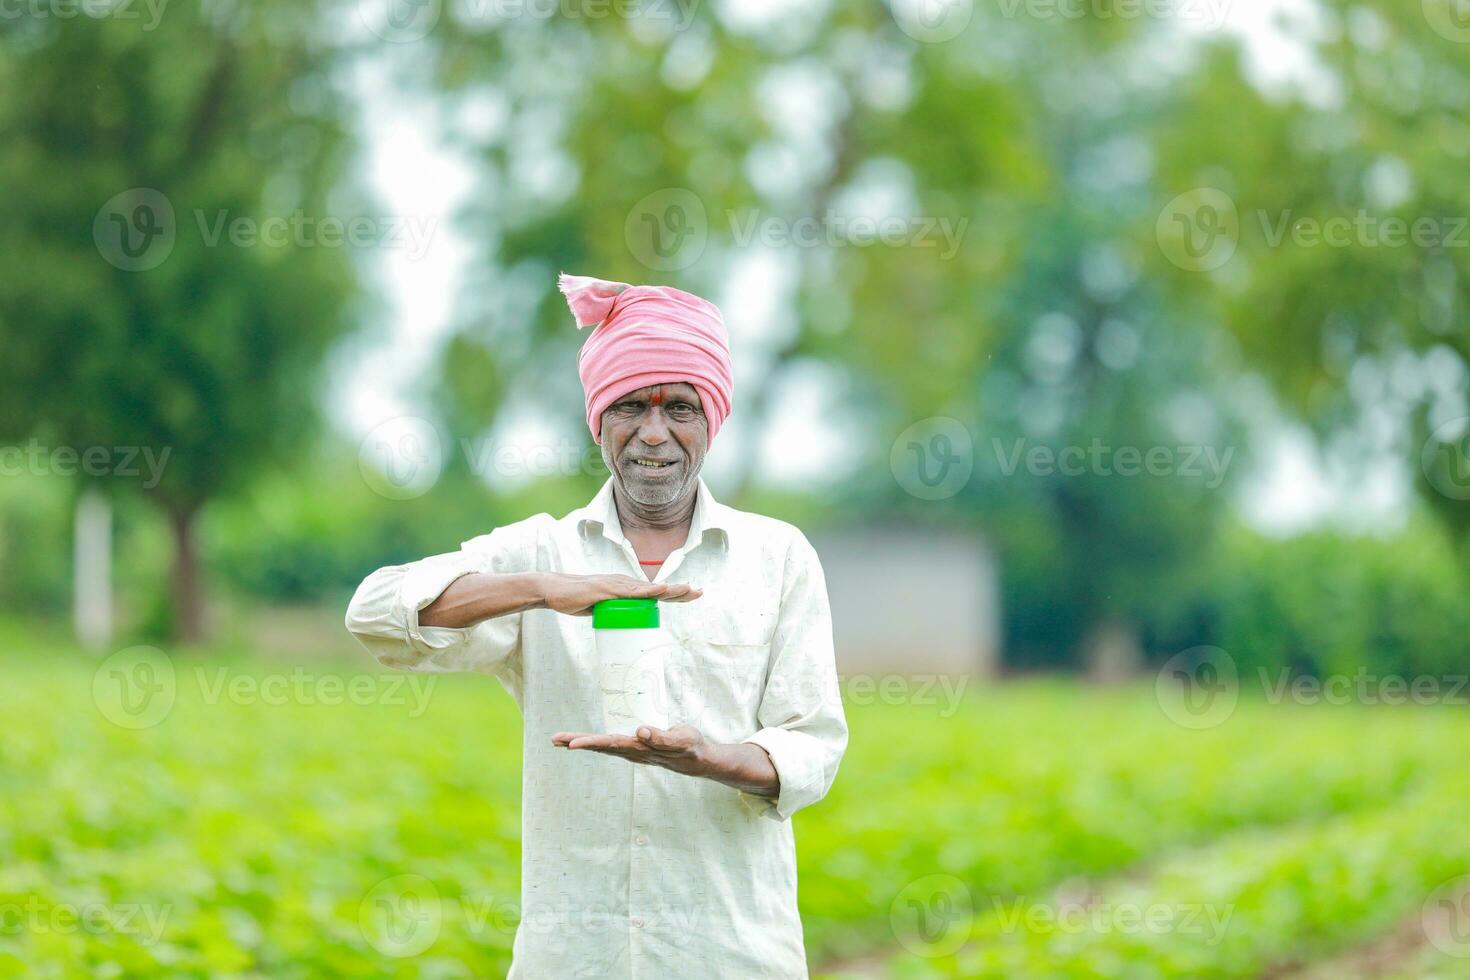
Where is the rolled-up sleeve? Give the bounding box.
[344,518,547,677]
[738,532,848,821]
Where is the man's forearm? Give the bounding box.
[420,572,546,629]
[696,740,780,798]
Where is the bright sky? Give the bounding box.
[332,0,1406,532]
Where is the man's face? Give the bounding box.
[599,382,708,508]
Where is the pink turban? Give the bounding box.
[558,272,734,444]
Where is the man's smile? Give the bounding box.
[628,458,679,470]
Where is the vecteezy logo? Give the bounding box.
[93,188,176,272]
[602,641,678,732]
[358,416,444,501]
[891,417,974,501]
[624,188,707,272]
[1155,646,1238,729]
[890,874,973,957]
[93,646,176,729]
[1425,0,1470,43]
[1423,876,1470,957]
[1156,188,1239,273]
[658,649,710,732]
[359,874,442,957]
[358,0,441,42]
[889,0,973,43]
[1422,416,1470,500]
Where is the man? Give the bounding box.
[345,272,848,978]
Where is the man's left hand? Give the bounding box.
[552,725,781,798]
[551,725,710,778]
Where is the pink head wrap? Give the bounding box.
[558,272,734,444]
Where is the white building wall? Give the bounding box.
[809,528,998,678]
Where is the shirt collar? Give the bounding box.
[576,476,731,551]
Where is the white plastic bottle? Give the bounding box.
[593,598,670,736]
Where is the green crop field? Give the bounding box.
[2,626,1468,978]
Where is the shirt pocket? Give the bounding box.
[666,602,774,740]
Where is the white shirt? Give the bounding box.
[345,477,848,978]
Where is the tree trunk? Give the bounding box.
[72,487,113,650]
[1083,616,1143,684]
[167,502,206,645]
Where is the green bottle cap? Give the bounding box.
[592,598,660,629]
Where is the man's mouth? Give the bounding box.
[629,458,678,470]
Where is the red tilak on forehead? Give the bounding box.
[648,386,664,406]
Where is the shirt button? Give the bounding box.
[634,835,647,846]
[631,915,644,928]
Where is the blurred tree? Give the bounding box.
[866,12,1246,672]
[1150,0,1470,545]
[0,3,363,641]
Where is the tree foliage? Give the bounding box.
[0,2,365,639]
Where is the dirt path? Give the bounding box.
[1268,878,1470,980]
[814,857,1470,979]
[812,870,1153,978]
[812,952,896,978]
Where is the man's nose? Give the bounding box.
[636,410,671,446]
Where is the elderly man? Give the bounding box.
[345,273,848,978]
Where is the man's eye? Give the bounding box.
[669,403,696,415]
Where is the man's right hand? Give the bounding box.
[538,573,702,616]
[422,571,702,630]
